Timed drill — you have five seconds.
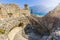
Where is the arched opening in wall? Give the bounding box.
[22,13,26,15]
[0,8,2,13]
[0,8,1,10]
[0,8,3,18]
[18,22,24,27]
[8,13,13,17]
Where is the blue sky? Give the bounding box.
[0,0,60,7]
[0,0,60,15]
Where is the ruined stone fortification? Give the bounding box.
[0,3,30,18]
[0,3,30,34]
[1,3,60,40]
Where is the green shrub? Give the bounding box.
[0,29,5,34]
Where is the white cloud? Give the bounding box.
[40,0,60,12]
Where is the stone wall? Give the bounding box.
[0,3,30,34]
[0,3,30,18]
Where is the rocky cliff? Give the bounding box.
[39,4,60,40]
[0,3,60,40]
